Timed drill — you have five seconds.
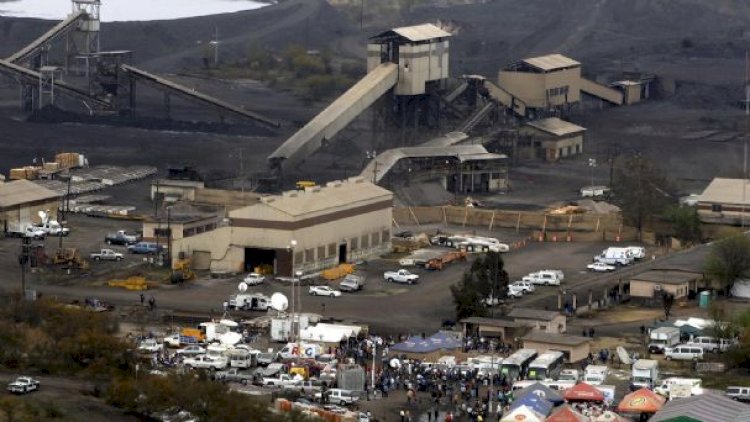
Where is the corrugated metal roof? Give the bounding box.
[525,117,586,137]
[698,178,750,205]
[0,179,59,209]
[237,177,392,218]
[631,270,701,285]
[651,392,750,422]
[372,23,451,42]
[523,54,580,71]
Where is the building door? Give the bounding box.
[338,244,347,264]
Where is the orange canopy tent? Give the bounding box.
[617,388,666,414]
[564,383,605,402]
[546,405,589,422]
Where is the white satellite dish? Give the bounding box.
[270,293,288,311]
[38,210,48,223]
[390,358,401,369]
[238,282,248,292]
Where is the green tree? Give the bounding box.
[613,155,672,238]
[664,205,702,246]
[450,252,509,320]
[705,235,750,294]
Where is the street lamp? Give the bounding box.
[287,240,297,344]
[588,158,597,188]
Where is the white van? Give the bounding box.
[687,336,735,353]
[664,345,704,361]
[523,270,562,286]
[583,365,609,386]
[626,246,646,260]
[726,386,750,402]
[654,378,703,398]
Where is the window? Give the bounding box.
[304,249,314,263]
[350,237,359,251]
[317,246,326,260]
[294,251,303,265]
[371,232,380,246]
[154,228,171,237]
[711,204,722,212]
[327,243,336,257]
[381,230,390,243]
[361,235,369,249]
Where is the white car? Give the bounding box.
[138,339,163,353]
[587,262,616,272]
[176,345,207,356]
[511,281,535,293]
[7,377,40,394]
[507,284,525,297]
[309,286,342,297]
[243,273,265,286]
[183,355,228,370]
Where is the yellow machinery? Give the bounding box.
[108,276,149,290]
[295,180,316,190]
[320,263,355,281]
[50,248,89,270]
[170,259,195,283]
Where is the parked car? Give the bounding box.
[664,345,704,361]
[35,221,69,237]
[309,286,342,297]
[243,273,265,286]
[7,376,40,394]
[339,274,364,292]
[105,230,140,245]
[587,262,616,272]
[383,269,419,284]
[22,226,46,240]
[90,249,124,261]
[511,280,535,293]
[138,339,163,353]
[175,345,206,356]
[262,374,301,388]
[315,388,359,406]
[128,242,163,254]
[214,368,254,384]
[726,386,750,402]
[183,355,228,370]
[686,336,736,353]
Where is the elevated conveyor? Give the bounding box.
[580,78,623,105]
[120,64,279,128]
[457,101,496,134]
[485,81,526,117]
[268,62,399,171]
[7,11,86,63]
[0,58,110,109]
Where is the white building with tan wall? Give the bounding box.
[171,178,393,275]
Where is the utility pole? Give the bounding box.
[58,177,72,249]
[19,237,30,299]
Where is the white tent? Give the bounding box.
[731,279,750,299]
[501,405,544,422]
[300,323,362,343]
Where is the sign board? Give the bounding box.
[670,384,692,399]
[696,362,726,373]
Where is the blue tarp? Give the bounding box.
[509,393,554,416]
[390,331,463,353]
[515,382,565,405]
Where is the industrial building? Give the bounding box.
[0,180,60,234]
[497,53,626,115]
[629,270,703,301]
[519,117,586,161]
[171,177,393,275]
[696,178,750,225]
[521,332,592,363]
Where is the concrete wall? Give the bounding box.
[396,40,449,95]
[630,280,690,299]
[172,208,392,275]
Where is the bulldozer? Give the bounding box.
[169,259,195,284]
[50,248,90,270]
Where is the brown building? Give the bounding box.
[508,308,567,333]
[521,332,592,363]
[519,117,586,161]
[696,178,750,225]
[630,270,703,301]
[0,180,59,234]
[460,317,531,342]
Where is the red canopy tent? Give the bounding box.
[564,383,605,402]
[616,388,666,414]
[546,405,589,422]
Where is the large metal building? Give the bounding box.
[0,180,59,234]
[171,178,393,275]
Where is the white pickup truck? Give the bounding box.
[7,376,40,394]
[383,269,419,284]
[262,374,301,388]
[90,249,124,261]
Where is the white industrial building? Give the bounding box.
[171,177,393,275]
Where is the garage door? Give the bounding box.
[192,251,211,270]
